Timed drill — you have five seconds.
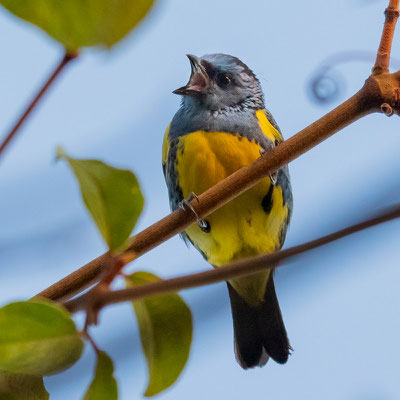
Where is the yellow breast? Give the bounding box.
[175,130,288,268]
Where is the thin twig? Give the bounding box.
[64,204,400,312]
[0,51,78,160]
[373,0,400,74]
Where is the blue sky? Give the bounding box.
[1,0,400,399]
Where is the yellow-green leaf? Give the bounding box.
[83,351,117,400]
[0,300,84,376]
[126,272,192,397]
[57,147,144,252]
[0,371,49,400]
[0,0,155,50]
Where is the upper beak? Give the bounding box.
[173,54,210,96]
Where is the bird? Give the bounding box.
[162,53,293,369]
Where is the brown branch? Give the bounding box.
[0,51,78,160]
[65,204,400,312]
[373,0,400,74]
[36,0,400,303]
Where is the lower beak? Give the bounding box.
[173,54,209,96]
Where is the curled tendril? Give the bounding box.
[307,51,400,106]
[308,69,343,104]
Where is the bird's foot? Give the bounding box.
[259,148,267,157]
[179,192,208,228]
[269,171,278,185]
[259,148,278,185]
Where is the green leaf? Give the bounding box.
[0,371,49,400]
[126,272,192,397]
[0,0,156,50]
[83,351,118,400]
[57,147,144,252]
[0,300,84,376]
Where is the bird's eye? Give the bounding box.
[216,73,231,88]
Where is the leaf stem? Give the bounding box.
[83,330,100,354]
[0,51,78,160]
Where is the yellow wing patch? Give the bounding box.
[256,109,283,143]
[162,123,171,167]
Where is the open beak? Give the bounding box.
[173,54,209,96]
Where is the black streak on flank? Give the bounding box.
[262,183,274,214]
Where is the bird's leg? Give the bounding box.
[179,192,208,228]
[269,171,278,185]
[259,147,278,185]
[180,192,200,218]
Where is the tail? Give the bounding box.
[227,277,291,369]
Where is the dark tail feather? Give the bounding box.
[259,277,291,364]
[227,283,266,368]
[227,277,290,369]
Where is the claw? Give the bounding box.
[187,192,200,203]
[179,193,208,229]
[179,198,200,220]
[269,171,278,185]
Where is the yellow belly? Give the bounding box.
[175,130,288,303]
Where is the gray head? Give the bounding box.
[173,53,264,112]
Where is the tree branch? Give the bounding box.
[36,0,400,303]
[0,51,78,160]
[64,204,400,312]
[373,0,399,74]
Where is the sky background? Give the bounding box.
[1,0,400,399]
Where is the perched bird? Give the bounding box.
[162,54,293,368]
